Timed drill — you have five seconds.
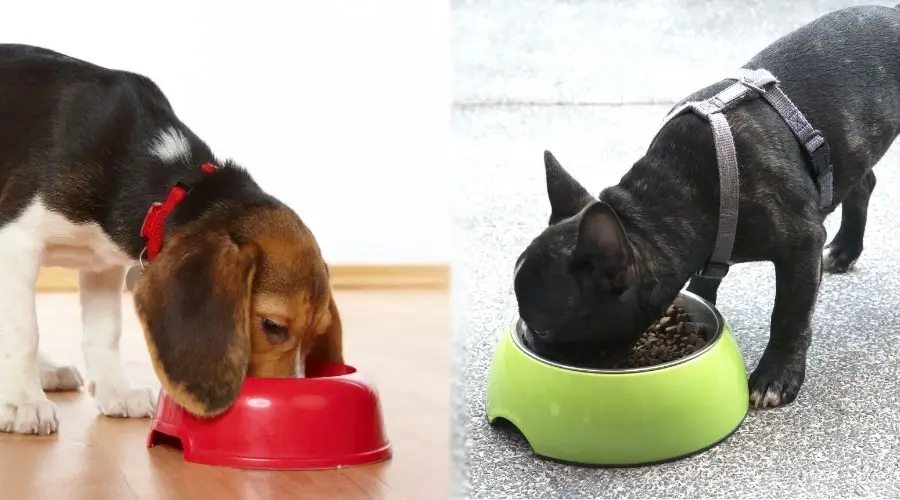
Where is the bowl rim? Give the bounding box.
[508,290,726,374]
[241,362,360,382]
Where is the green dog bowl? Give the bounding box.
[486,291,748,467]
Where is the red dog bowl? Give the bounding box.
[146,362,392,470]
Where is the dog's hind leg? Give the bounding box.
[80,266,156,419]
[38,351,83,392]
[749,221,826,408]
[823,169,876,273]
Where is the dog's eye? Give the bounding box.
[261,318,289,345]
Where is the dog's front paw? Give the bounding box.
[748,352,806,409]
[40,365,83,392]
[822,243,860,274]
[89,384,157,418]
[0,397,59,435]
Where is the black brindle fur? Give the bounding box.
[513,5,900,408]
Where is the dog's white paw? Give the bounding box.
[822,245,859,274]
[90,384,157,418]
[0,397,59,435]
[40,365,84,392]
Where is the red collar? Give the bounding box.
[140,162,217,262]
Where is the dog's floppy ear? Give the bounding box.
[571,201,637,294]
[133,227,259,418]
[544,150,595,224]
[307,294,344,365]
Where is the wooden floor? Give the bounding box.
[0,290,449,500]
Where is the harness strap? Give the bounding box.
[656,68,833,281]
[737,69,834,210]
[659,75,769,280]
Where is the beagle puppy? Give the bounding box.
[0,44,343,435]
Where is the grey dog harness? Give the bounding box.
[657,67,834,281]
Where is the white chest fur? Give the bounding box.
[14,198,134,271]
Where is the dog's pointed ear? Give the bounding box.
[133,227,258,418]
[544,150,595,224]
[307,294,344,368]
[571,201,637,293]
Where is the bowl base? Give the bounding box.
[488,410,747,468]
[148,427,393,471]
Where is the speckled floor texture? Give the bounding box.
[452,0,900,498]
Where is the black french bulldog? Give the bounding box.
[514,4,900,409]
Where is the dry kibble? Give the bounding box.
[616,304,712,369]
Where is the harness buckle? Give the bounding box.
[696,261,730,280]
[736,76,767,94]
[807,132,832,178]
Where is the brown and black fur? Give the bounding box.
[514,5,900,408]
[0,43,343,417]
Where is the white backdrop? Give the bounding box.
[1,0,451,265]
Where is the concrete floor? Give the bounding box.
[452,0,900,498]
